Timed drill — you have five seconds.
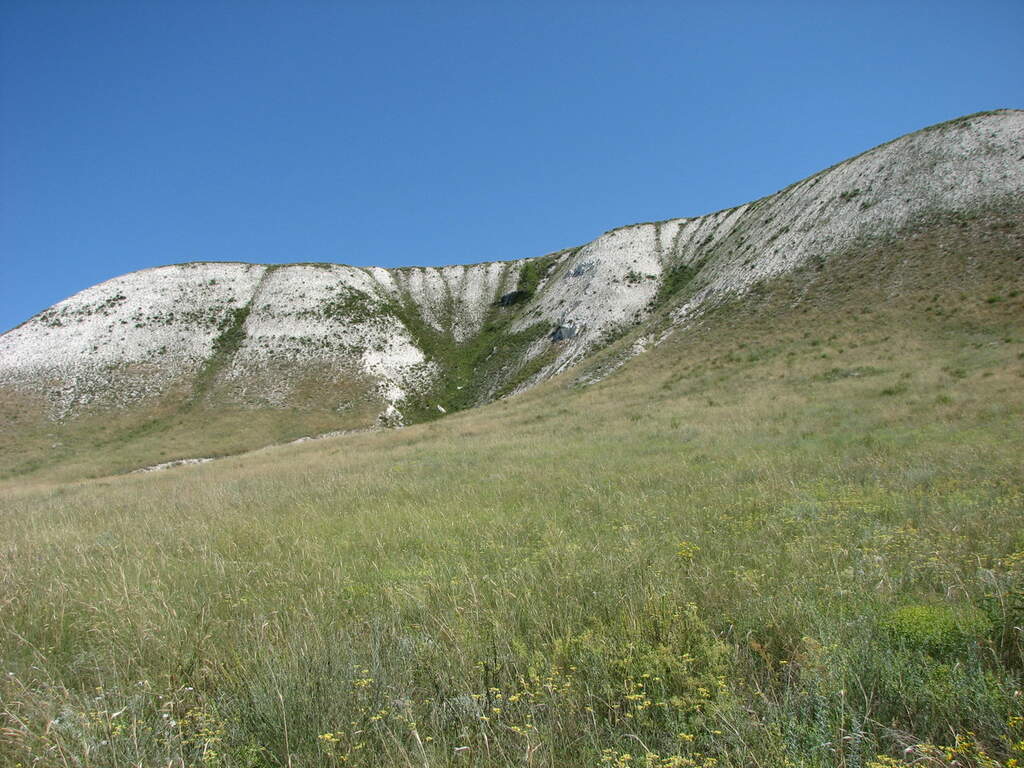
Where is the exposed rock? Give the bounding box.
[498,290,530,307]
[550,324,577,342]
[2,110,1022,426]
[133,457,213,473]
[377,403,404,427]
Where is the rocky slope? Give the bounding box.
[2,110,1022,429]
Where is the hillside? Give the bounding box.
[2,188,1023,766]
[1,109,1022,480]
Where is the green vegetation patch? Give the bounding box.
[652,261,699,308]
[880,603,993,658]
[381,258,561,420]
[190,295,263,404]
[515,253,558,300]
[319,287,378,323]
[210,305,251,357]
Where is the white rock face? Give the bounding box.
[509,223,665,383]
[0,263,267,417]
[666,110,1024,322]
[2,110,1021,421]
[514,110,1024,386]
[226,264,434,407]
[368,261,521,342]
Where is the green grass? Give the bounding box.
[188,304,254,405]
[0,386,382,483]
[1,210,1023,766]
[650,261,699,308]
[384,256,561,420]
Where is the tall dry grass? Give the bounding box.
[3,218,1023,766]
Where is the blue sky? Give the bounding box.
[1,1,1022,333]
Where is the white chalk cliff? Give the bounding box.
[2,110,1022,424]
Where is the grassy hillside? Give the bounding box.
[1,208,1022,766]
[0,381,383,483]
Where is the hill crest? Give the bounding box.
[1,109,1021,438]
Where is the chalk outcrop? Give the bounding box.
[2,110,1022,424]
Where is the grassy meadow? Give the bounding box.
[2,214,1023,767]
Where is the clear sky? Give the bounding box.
[1,1,1022,332]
